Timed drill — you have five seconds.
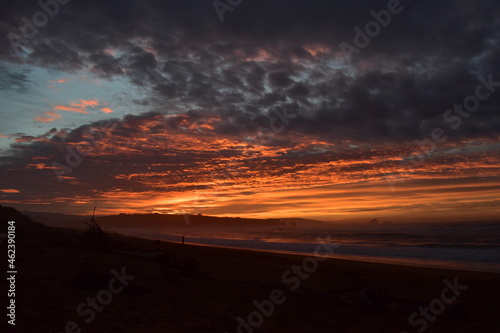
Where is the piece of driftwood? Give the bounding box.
[80,207,112,252]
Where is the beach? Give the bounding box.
[7,215,500,333]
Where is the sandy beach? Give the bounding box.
[4,210,500,333]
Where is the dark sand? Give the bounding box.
[5,217,500,333]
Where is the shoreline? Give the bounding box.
[112,229,500,274]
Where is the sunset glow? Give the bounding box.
[0,0,499,224]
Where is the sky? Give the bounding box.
[0,0,499,222]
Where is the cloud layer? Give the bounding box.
[0,0,499,219]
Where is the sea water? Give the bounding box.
[115,221,500,273]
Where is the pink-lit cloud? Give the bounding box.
[71,99,99,108]
[34,111,62,123]
[101,107,114,114]
[49,79,69,83]
[53,105,89,114]
[51,99,103,114]
[0,189,20,193]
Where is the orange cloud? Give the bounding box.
[35,111,62,123]
[0,134,8,138]
[49,78,68,83]
[88,128,500,221]
[47,111,61,118]
[52,99,101,114]
[26,163,58,170]
[71,99,99,108]
[13,110,500,222]
[243,49,273,62]
[0,189,20,193]
[34,117,55,123]
[304,44,331,56]
[101,107,114,114]
[54,105,89,114]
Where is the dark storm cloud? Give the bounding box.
[1,0,499,145]
[268,71,293,88]
[1,0,498,60]
[0,65,32,91]
[88,51,124,77]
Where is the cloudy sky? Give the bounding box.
[0,0,499,222]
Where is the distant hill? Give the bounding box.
[23,211,291,229]
[1,205,46,234]
[23,211,87,228]
[97,214,286,229]
[279,218,330,227]
[22,210,332,229]
[2,205,39,225]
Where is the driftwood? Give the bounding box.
[78,207,199,277]
[80,207,112,252]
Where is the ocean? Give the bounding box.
[115,221,500,273]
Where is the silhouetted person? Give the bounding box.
[182,235,185,244]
